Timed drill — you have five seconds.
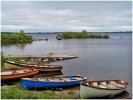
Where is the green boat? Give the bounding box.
[80,80,128,99]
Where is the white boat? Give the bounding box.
[80,80,128,99]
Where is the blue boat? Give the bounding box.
[21,75,87,90]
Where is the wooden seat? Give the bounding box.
[110,81,125,88]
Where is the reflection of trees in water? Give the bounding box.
[2,42,33,50]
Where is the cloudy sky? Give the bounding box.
[1,1,132,32]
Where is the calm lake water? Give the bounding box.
[2,32,132,97]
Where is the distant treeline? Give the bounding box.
[56,31,110,39]
[1,30,33,46]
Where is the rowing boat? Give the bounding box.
[21,75,87,90]
[80,80,128,99]
[4,61,63,72]
[1,68,39,81]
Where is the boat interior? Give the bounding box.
[37,65,62,68]
[83,81,127,89]
[7,61,16,63]
[6,61,62,68]
[23,76,84,82]
[1,69,31,75]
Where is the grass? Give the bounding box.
[1,83,79,99]
[1,56,29,71]
[1,53,7,70]
[5,57,29,64]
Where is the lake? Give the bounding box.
[1,32,132,97]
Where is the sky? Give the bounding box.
[1,1,132,32]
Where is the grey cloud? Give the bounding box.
[1,1,132,32]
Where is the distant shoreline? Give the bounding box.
[1,31,132,34]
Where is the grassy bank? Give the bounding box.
[1,30,33,46]
[1,55,29,71]
[1,53,7,70]
[1,83,79,99]
[57,32,110,39]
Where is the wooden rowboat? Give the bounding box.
[33,71,63,77]
[80,80,128,99]
[1,68,39,81]
[21,75,87,90]
[4,61,63,72]
[35,65,63,72]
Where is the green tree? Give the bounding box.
[1,31,33,46]
[19,30,25,34]
[82,30,87,34]
[59,31,110,39]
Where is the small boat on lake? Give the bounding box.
[5,55,78,61]
[1,68,39,81]
[80,80,128,99]
[21,75,87,90]
[56,35,62,40]
[35,65,63,72]
[4,61,63,72]
[45,38,48,41]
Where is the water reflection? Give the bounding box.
[1,42,32,50]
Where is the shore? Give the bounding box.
[1,82,131,99]
[1,56,131,99]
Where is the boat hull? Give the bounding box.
[1,69,39,81]
[4,61,63,72]
[22,76,86,90]
[80,84,127,99]
[4,62,21,69]
[37,68,62,72]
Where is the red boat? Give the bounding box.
[1,68,39,81]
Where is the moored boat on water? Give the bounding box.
[4,61,63,72]
[45,38,48,41]
[34,65,63,72]
[56,35,62,40]
[1,68,39,82]
[80,80,128,99]
[21,75,87,90]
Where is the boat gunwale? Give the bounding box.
[81,80,128,90]
[5,61,63,68]
[1,69,38,76]
[35,66,63,69]
[21,76,86,83]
